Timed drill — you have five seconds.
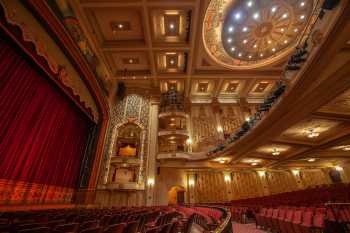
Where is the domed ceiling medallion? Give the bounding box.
[203,0,314,69]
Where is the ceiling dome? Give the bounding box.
[203,0,314,69]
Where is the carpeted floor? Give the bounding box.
[232,222,266,233]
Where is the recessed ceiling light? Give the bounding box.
[235,12,241,20]
[247,1,253,7]
[282,13,288,19]
[300,2,305,7]
[300,15,305,20]
[242,27,248,32]
[271,6,277,12]
[243,39,248,44]
[253,44,257,48]
[253,12,259,19]
[268,40,272,44]
[227,38,233,43]
[248,55,252,59]
[260,53,264,57]
[284,40,288,44]
[231,47,236,51]
[228,26,234,33]
[272,48,276,52]
[238,52,242,57]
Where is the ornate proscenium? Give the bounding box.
[203,0,314,69]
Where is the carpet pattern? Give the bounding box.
[232,223,267,233]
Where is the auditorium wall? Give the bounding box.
[153,166,350,205]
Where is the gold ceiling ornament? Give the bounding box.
[203,0,315,69]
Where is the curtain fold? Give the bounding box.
[0,37,93,188]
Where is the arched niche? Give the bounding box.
[168,185,185,205]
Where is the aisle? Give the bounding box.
[232,222,266,233]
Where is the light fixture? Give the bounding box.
[243,39,248,44]
[217,126,223,133]
[247,1,253,7]
[294,28,299,32]
[118,24,123,29]
[307,128,320,138]
[219,159,226,164]
[188,178,195,186]
[272,48,276,52]
[260,53,264,57]
[228,26,234,33]
[258,171,266,177]
[292,169,300,176]
[248,55,252,59]
[342,145,350,151]
[268,40,272,44]
[147,177,155,186]
[300,2,305,7]
[170,59,175,65]
[272,148,280,156]
[300,15,305,20]
[253,44,257,48]
[271,6,277,13]
[253,12,259,19]
[169,23,175,30]
[186,138,192,145]
[231,47,236,51]
[235,12,241,20]
[284,40,288,44]
[245,117,250,122]
[307,158,316,162]
[129,59,133,64]
[280,28,285,32]
[227,38,233,43]
[251,162,258,166]
[282,13,288,19]
[238,53,242,57]
[334,166,343,171]
[224,174,231,182]
[242,27,248,32]
[170,118,175,121]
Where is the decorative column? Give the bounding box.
[146,97,159,206]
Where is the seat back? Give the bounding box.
[123,221,139,233]
[80,227,102,233]
[292,210,302,224]
[54,223,79,233]
[104,223,126,233]
[19,227,50,233]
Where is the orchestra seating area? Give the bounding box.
[0,206,228,233]
[227,183,350,233]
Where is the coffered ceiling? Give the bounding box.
[69,0,283,103]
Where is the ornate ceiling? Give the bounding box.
[208,0,315,68]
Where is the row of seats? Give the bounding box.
[255,205,350,233]
[0,207,184,233]
[228,183,350,207]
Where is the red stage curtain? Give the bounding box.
[0,37,92,188]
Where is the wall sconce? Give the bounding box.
[217,126,223,133]
[188,178,195,187]
[224,174,231,183]
[335,166,343,171]
[147,177,155,187]
[257,171,266,177]
[292,169,300,176]
[186,138,192,145]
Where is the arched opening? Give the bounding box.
[168,185,185,205]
